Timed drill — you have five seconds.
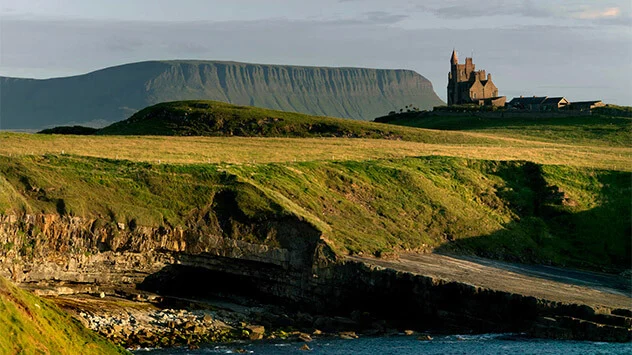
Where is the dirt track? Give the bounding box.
[349,253,632,310]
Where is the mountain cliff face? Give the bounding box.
[0,61,443,130]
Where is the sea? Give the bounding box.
[135,334,632,355]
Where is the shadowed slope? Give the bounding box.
[97,100,486,144]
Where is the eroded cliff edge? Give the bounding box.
[0,154,630,342]
[1,212,630,343]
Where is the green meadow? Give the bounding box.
[1,101,630,271]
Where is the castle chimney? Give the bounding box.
[487,73,492,81]
[520,95,523,98]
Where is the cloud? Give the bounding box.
[316,11,408,26]
[568,5,631,26]
[415,0,553,19]
[575,7,620,19]
[363,11,408,25]
[414,0,631,26]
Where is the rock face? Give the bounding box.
[0,61,444,130]
[1,213,630,343]
[0,212,322,286]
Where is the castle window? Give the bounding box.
[472,92,476,99]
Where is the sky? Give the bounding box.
[1,0,631,104]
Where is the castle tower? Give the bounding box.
[448,50,458,105]
[447,49,504,107]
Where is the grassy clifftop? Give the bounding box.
[0,276,126,354]
[0,154,629,272]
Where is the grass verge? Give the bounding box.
[0,276,127,354]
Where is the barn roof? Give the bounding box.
[542,97,568,105]
[508,96,547,105]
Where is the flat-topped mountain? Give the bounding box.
[0,60,443,130]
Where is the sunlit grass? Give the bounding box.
[0,277,126,354]
[1,133,630,171]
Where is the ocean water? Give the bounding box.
[136,334,632,355]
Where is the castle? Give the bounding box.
[447,50,506,107]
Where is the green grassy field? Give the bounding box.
[0,276,127,354]
[2,133,629,171]
[375,112,631,147]
[2,102,631,272]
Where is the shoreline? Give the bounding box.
[48,292,400,350]
[35,250,631,349]
[2,213,630,347]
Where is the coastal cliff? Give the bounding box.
[1,213,630,343]
[0,61,443,130]
[0,153,630,344]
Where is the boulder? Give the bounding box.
[338,331,358,339]
[246,325,265,340]
[298,333,312,342]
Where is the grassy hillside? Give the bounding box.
[0,60,443,130]
[376,113,631,147]
[0,154,629,272]
[3,103,630,272]
[97,100,487,144]
[0,276,126,354]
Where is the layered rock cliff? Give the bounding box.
[0,154,630,342]
[0,61,443,130]
[1,213,630,342]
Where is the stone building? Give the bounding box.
[507,96,548,111]
[447,50,506,107]
[570,100,605,111]
[508,96,570,111]
[541,97,570,111]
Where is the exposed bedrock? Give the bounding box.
[0,213,630,342]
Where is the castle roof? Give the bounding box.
[450,50,458,64]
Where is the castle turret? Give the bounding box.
[448,50,459,105]
[447,49,504,106]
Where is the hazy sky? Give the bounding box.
[1,0,631,104]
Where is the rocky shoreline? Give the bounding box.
[50,292,412,350]
[2,213,631,348]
